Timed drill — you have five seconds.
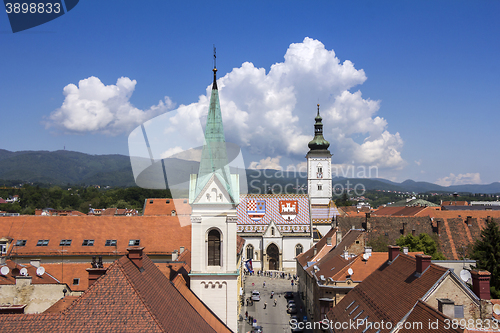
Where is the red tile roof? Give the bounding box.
[399,300,464,333]
[0,251,225,332]
[143,198,192,216]
[1,215,191,257]
[0,260,60,285]
[43,296,79,313]
[296,227,337,267]
[326,253,448,332]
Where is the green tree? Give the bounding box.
[470,218,500,299]
[368,234,390,252]
[335,191,353,207]
[396,233,446,260]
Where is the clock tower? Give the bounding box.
[307,104,332,206]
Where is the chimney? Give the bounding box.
[86,267,107,287]
[180,246,185,254]
[437,299,455,318]
[364,247,372,257]
[313,246,317,256]
[343,250,349,259]
[326,237,332,246]
[471,270,491,300]
[403,247,408,255]
[388,245,400,262]
[172,250,179,261]
[127,247,145,269]
[415,254,432,275]
[336,229,343,246]
[30,259,40,268]
[0,256,5,265]
[466,216,472,226]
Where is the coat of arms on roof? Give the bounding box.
[280,200,298,221]
[247,200,266,222]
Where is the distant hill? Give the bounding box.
[0,149,498,193]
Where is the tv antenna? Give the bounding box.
[213,44,216,69]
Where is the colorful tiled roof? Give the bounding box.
[237,194,311,233]
[311,201,339,223]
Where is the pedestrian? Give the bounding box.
[274,299,277,307]
[263,281,266,288]
[291,280,294,286]
[264,302,267,309]
[245,310,248,319]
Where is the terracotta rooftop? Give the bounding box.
[442,201,469,206]
[326,253,449,332]
[143,198,192,216]
[399,300,464,333]
[39,262,112,292]
[0,260,60,285]
[0,250,228,332]
[296,227,336,267]
[43,296,79,313]
[1,215,191,257]
[373,205,431,217]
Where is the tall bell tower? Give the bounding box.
[188,59,239,332]
[307,104,332,205]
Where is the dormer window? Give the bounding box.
[59,239,72,246]
[128,239,140,246]
[171,210,176,216]
[36,240,49,246]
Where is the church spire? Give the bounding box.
[308,104,330,152]
[193,55,234,203]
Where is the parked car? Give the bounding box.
[287,299,295,307]
[251,290,261,301]
[251,325,263,333]
[287,303,297,314]
[284,291,294,299]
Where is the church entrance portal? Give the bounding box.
[266,243,279,271]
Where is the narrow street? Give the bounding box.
[238,273,311,333]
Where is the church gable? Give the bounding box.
[263,220,281,238]
[193,174,233,204]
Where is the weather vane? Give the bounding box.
[213,44,216,69]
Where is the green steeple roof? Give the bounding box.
[308,104,330,152]
[194,68,235,202]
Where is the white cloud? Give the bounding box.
[436,173,482,186]
[46,76,174,135]
[415,160,422,166]
[249,156,282,170]
[198,37,404,171]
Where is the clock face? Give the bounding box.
[317,172,323,178]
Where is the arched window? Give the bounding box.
[208,229,221,266]
[246,244,254,260]
[271,227,275,236]
[318,184,323,191]
[295,244,303,256]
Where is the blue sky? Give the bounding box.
[1,1,499,186]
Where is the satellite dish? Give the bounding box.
[0,266,9,276]
[362,253,369,260]
[460,270,471,282]
[347,268,354,276]
[20,268,28,276]
[36,267,45,276]
[493,304,500,315]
